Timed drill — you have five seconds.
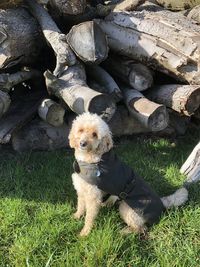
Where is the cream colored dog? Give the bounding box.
[69,112,188,237]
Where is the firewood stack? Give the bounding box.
[0,0,199,151]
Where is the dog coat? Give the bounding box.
[73,149,165,225]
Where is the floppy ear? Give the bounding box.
[68,126,76,148]
[98,132,113,154]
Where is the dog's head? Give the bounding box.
[69,112,113,155]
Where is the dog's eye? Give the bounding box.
[79,129,84,133]
[92,132,97,138]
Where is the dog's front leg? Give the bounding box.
[73,193,86,219]
[79,195,101,237]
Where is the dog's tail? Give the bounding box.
[161,187,188,209]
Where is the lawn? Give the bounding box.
[0,128,200,267]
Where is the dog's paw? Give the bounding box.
[79,227,90,237]
[101,195,119,207]
[73,212,83,220]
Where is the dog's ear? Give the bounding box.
[101,132,113,153]
[68,127,76,148]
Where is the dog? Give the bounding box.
[69,112,188,236]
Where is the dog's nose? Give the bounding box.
[80,140,87,148]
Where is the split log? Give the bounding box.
[156,0,200,10]
[0,90,11,118]
[96,10,200,84]
[86,65,122,102]
[181,142,200,185]
[103,55,153,91]
[122,88,168,131]
[12,118,73,152]
[45,62,116,121]
[0,89,45,144]
[0,7,44,69]
[0,69,41,93]
[67,21,108,64]
[146,85,200,116]
[26,0,76,75]
[38,99,65,126]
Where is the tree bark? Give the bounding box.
[0,7,44,69]
[12,118,73,152]
[38,99,65,126]
[0,90,11,119]
[181,142,200,185]
[0,69,41,93]
[0,89,45,144]
[122,88,168,131]
[103,55,153,91]
[67,21,108,64]
[96,9,200,84]
[26,0,76,75]
[146,84,200,116]
[45,63,116,121]
[86,65,122,102]
[49,0,87,16]
[156,0,200,10]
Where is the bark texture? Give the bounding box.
[96,10,200,84]
[147,84,200,116]
[0,7,44,69]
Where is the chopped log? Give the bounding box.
[67,21,108,64]
[0,69,41,93]
[103,55,153,91]
[146,85,200,116]
[182,5,200,23]
[26,0,76,75]
[38,99,65,126]
[85,65,122,102]
[96,10,200,84]
[0,90,11,119]
[122,88,168,131]
[0,89,45,144]
[156,0,200,10]
[45,62,116,121]
[181,142,200,185]
[0,7,44,69]
[49,0,87,16]
[12,118,73,152]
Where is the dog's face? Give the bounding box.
[69,113,113,155]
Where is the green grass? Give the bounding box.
[0,129,200,267]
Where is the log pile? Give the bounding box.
[0,0,199,151]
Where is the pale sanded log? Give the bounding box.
[67,21,108,64]
[0,90,11,118]
[156,0,200,10]
[12,118,73,152]
[96,10,200,84]
[103,55,153,91]
[85,65,122,102]
[0,69,41,93]
[26,0,76,75]
[181,142,200,184]
[0,7,44,69]
[122,88,168,131]
[38,99,65,126]
[0,89,45,144]
[146,85,200,116]
[49,0,87,16]
[45,62,116,121]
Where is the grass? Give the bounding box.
[0,128,200,267]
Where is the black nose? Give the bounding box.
[80,140,87,147]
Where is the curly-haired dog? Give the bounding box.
[69,112,188,236]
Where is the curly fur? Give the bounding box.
[69,112,188,236]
